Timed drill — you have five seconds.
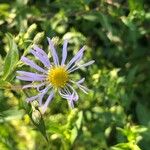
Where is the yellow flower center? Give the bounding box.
[47,66,69,88]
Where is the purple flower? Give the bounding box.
[17,37,94,114]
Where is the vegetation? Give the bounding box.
[0,0,149,149]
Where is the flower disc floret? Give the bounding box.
[47,66,69,88]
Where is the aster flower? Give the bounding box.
[16,37,94,114]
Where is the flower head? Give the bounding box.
[17,37,94,113]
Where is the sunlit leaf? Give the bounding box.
[70,111,83,144]
[128,0,144,12]
[0,108,24,123]
[0,80,11,89]
[2,33,19,81]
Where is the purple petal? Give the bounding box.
[61,39,68,65]
[39,93,45,106]
[25,86,50,104]
[33,45,49,58]
[26,95,39,103]
[77,78,85,84]
[22,82,47,90]
[70,79,88,94]
[68,60,95,73]
[33,45,51,67]
[67,52,84,72]
[38,86,50,106]
[67,84,79,101]
[59,84,79,102]
[66,46,85,69]
[38,86,51,106]
[59,86,71,99]
[17,71,46,78]
[30,49,50,68]
[59,90,70,99]
[78,84,89,94]
[47,37,59,65]
[66,91,79,108]
[21,56,47,73]
[67,94,74,108]
[40,90,54,114]
[16,75,45,81]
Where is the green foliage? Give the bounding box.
[0,0,149,150]
[2,33,19,81]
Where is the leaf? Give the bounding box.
[70,111,83,144]
[3,34,19,80]
[0,108,24,123]
[2,33,19,81]
[0,80,11,89]
[136,103,150,125]
[128,0,143,12]
[126,65,138,85]
[34,115,49,142]
[111,143,129,150]
[83,14,99,21]
[47,122,63,135]
[99,13,112,32]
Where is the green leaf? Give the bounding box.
[0,80,11,89]
[2,33,19,81]
[0,108,24,123]
[111,143,130,150]
[70,111,83,144]
[126,66,138,85]
[128,0,143,12]
[136,103,150,125]
[83,14,99,21]
[34,115,49,142]
[47,122,63,135]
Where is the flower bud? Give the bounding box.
[32,101,39,108]
[32,110,42,124]
[24,23,37,39]
[33,32,45,44]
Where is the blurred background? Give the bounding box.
[0,0,149,149]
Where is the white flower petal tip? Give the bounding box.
[17,37,94,113]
